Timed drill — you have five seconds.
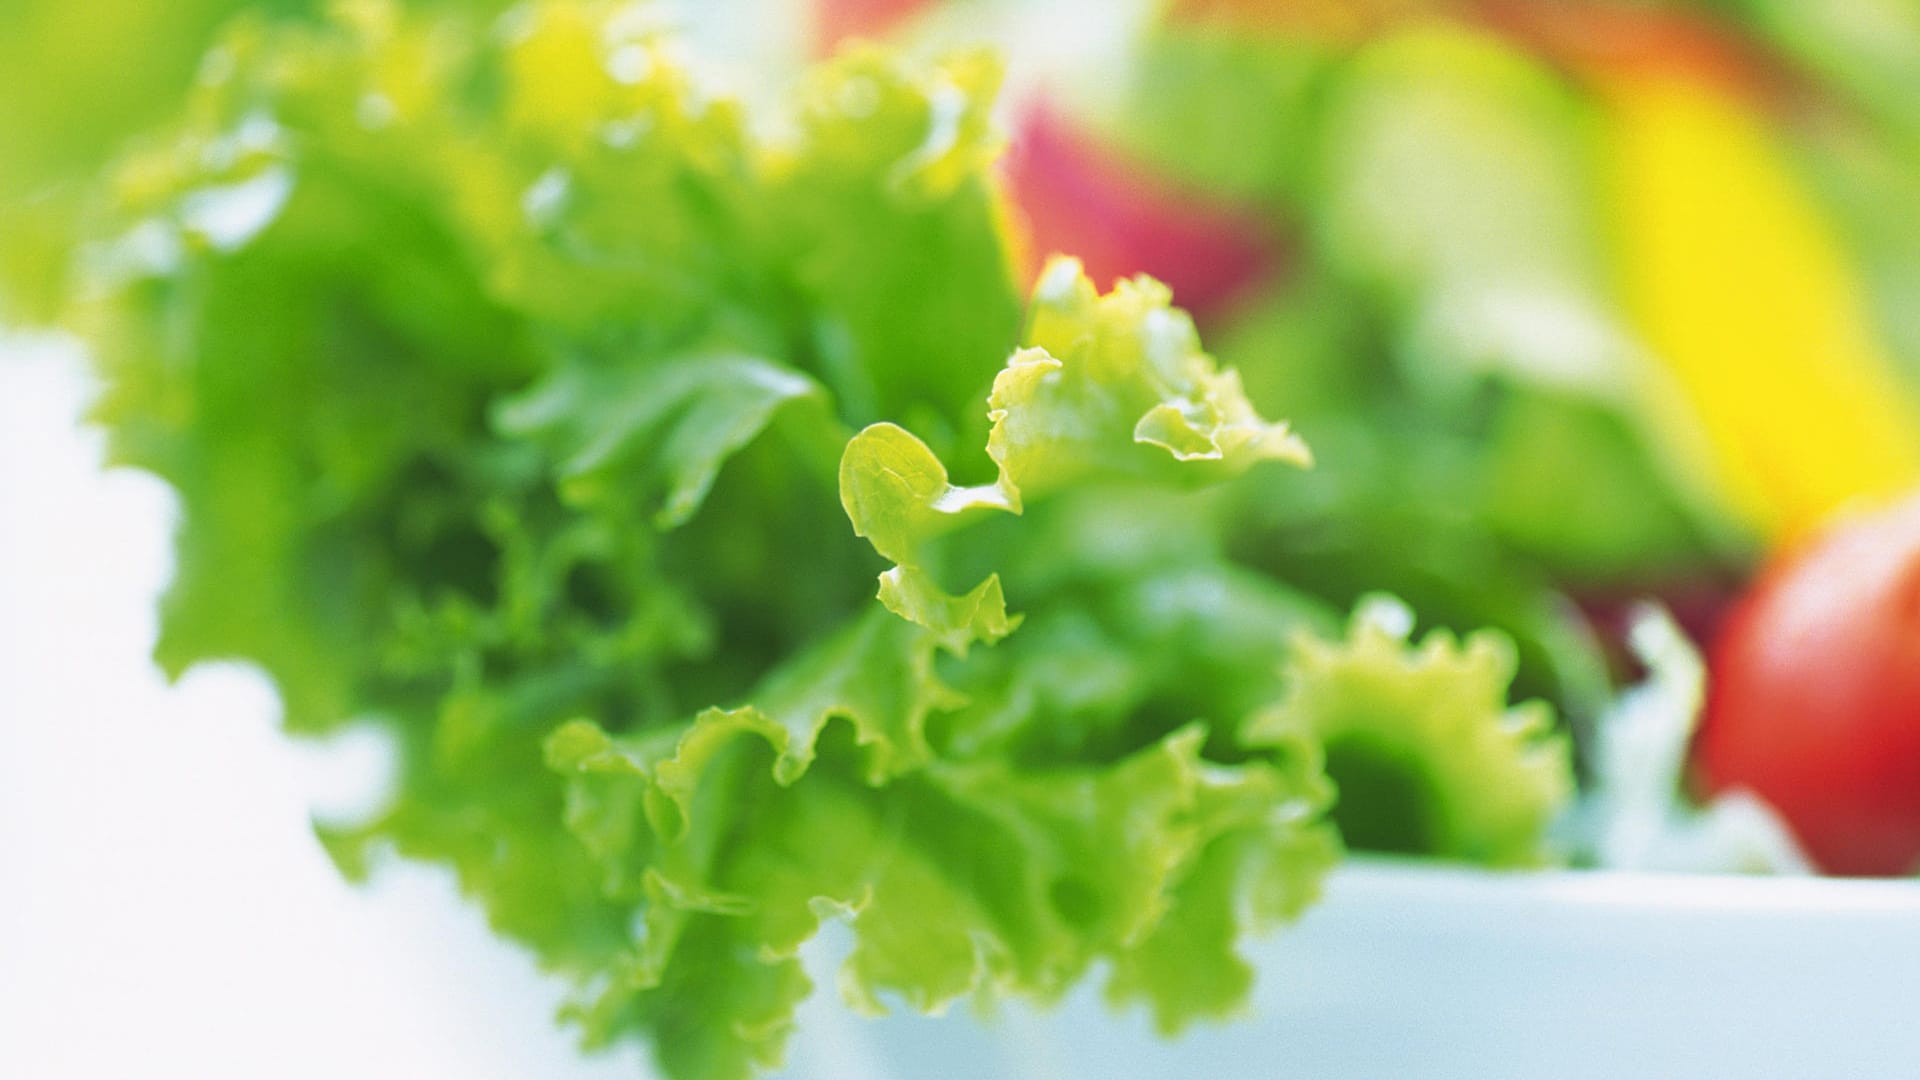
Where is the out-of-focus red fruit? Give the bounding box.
[1696,492,1920,875]
[1003,104,1286,319]
[812,0,933,55]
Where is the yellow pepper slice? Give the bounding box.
[1600,73,1920,540]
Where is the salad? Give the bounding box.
[10,1,1920,1078]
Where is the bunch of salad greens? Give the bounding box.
[53,1,1577,1076]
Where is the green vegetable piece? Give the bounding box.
[1014,256,1312,488]
[774,45,1023,445]
[1105,725,1338,1034]
[495,353,840,528]
[1248,595,1573,867]
[550,705,1335,1079]
[52,5,1614,1079]
[840,256,1309,642]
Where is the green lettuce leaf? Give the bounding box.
[840,256,1309,642]
[1247,595,1572,867]
[534,253,1335,1077]
[1103,725,1338,1033]
[74,0,1006,985]
[772,45,1023,454]
[62,5,1585,1080]
[493,352,843,528]
[549,693,1336,1079]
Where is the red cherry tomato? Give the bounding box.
[1696,492,1920,875]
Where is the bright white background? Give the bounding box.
[0,338,653,1080]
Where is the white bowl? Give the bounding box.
[780,858,1920,1080]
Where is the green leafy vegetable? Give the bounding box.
[1249,596,1571,867]
[60,3,1578,1077]
[840,256,1309,644]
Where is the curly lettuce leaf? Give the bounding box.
[453,2,768,339]
[772,45,1023,451]
[61,6,1597,1080]
[494,352,843,528]
[531,252,1336,1078]
[74,0,1011,983]
[1103,725,1337,1034]
[836,420,1022,650]
[1247,594,1573,867]
[930,558,1339,765]
[1011,257,1311,485]
[549,697,1336,1080]
[840,256,1309,641]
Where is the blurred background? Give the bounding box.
[11,0,1920,625]
[7,0,1920,1076]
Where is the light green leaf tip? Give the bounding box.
[840,256,1309,644]
[1017,255,1312,484]
[1247,594,1573,867]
